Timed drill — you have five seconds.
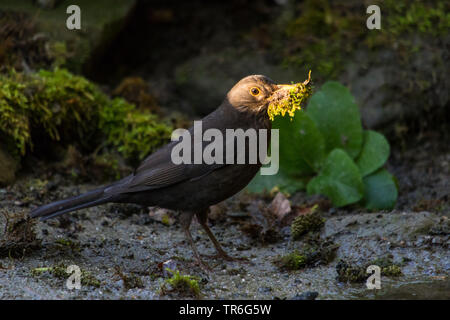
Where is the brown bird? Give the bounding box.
[30,75,295,270]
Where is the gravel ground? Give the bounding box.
[0,135,448,300]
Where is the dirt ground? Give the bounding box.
[0,129,448,300]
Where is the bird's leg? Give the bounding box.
[179,211,211,272]
[196,210,246,262]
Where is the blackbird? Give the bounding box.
[30,75,296,270]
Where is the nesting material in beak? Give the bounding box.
[267,71,312,121]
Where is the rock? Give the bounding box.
[162,260,178,278]
[0,147,18,186]
[341,40,449,131]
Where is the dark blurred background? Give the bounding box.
[1,0,447,123]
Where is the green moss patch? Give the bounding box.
[161,268,201,298]
[0,68,172,172]
[31,263,101,288]
[276,239,338,271]
[336,256,403,283]
[291,205,325,240]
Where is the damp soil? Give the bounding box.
[0,133,448,300]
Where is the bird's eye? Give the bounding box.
[250,87,261,96]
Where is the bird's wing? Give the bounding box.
[110,104,233,194]
[122,162,225,193]
[110,141,226,194]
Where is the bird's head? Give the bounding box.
[226,72,312,121]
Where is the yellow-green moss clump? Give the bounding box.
[371,257,403,277]
[291,206,325,240]
[161,269,201,298]
[0,68,172,166]
[276,238,338,271]
[278,250,307,270]
[335,260,367,283]
[99,98,172,166]
[267,71,312,121]
[31,263,101,288]
[336,256,402,283]
[0,69,103,156]
[368,0,450,44]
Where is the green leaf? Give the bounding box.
[307,149,364,207]
[247,168,307,194]
[307,81,363,159]
[273,111,326,175]
[362,168,398,210]
[356,130,390,177]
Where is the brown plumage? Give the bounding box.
[30,75,294,270]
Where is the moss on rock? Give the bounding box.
[276,238,338,271]
[0,68,172,178]
[0,68,105,156]
[112,77,160,114]
[31,263,101,288]
[336,256,403,283]
[99,97,173,166]
[277,250,307,270]
[291,206,325,240]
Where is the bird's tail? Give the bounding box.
[30,185,115,221]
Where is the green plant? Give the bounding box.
[248,81,398,210]
[161,268,201,298]
[336,256,402,283]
